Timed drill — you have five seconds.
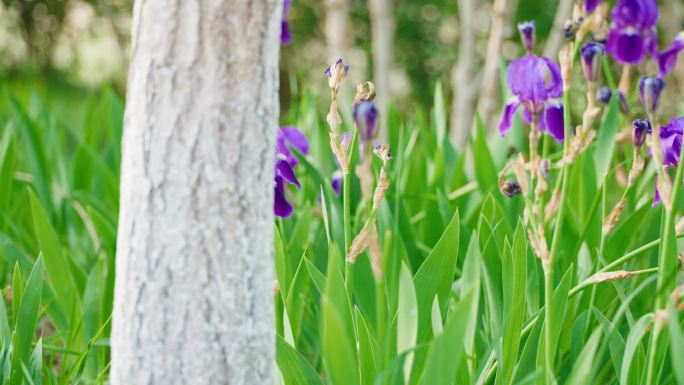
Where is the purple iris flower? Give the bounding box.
[580,42,605,83]
[585,0,602,13]
[660,117,684,168]
[652,117,684,206]
[276,126,309,166]
[658,34,684,77]
[499,27,564,142]
[354,101,379,142]
[281,0,293,45]
[638,76,665,115]
[274,126,308,218]
[606,0,658,65]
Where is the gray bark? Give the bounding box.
[476,0,518,133]
[450,0,477,149]
[111,0,280,384]
[369,0,394,140]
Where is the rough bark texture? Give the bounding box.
[449,0,477,150]
[476,0,518,132]
[369,0,394,140]
[325,0,351,62]
[111,1,280,384]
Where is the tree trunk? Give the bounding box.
[325,0,351,62]
[368,0,394,140]
[476,0,518,133]
[449,0,477,150]
[111,1,280,384]
[543,0,572,60]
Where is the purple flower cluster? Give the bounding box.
[651,117,684,205]
[499,22,565,142]
[274,126,308,217]
[606,0,684,76]
[606,0,658,65]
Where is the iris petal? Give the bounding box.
[274,184,294,218]
[659,36,684,77]
[281,126,309,155]
[275,158,300,188]
[585,0,601,13]
[542,102,565,142]
[607,27,645,65]
[499,100,520,136]
[611,0,658,29]
[506,55,562,110]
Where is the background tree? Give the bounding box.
[110,0,281,384]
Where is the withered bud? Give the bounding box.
[676,216,684,235]
[374,144,392,162]
[587,270,643,284]
[347,225,372,263]
[325,58,350,95]
[602,199,626,235]
[559,43,575,90]
[501,181,522,197]
[354,82,376,105]
[563,17,583,40]
[541,158,552,180]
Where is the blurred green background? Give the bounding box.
[0,0,563,107]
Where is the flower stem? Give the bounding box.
[545,75,572,384]
[582,174,608,339]
[344,129,359,299]
[645,123,684,384]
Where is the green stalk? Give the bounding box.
[344,129,359,298]
[582,175,609,338]
[645,127,684,384]
[275,293,284,337]
[544,79,572,383]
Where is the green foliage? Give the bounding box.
[2,53,684,385]
[274,75,684,385]
[0,78,119,383]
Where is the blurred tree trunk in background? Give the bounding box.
[111,0,280,384]
[449,0,477,149]
[325,0,351,62]
[543,0,572,61]
[475,0,518,133]
[369,0,394,139]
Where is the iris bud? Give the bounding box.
[354,101,379,142]
[632,119,651,147]
[580,41,605,83]
[518,21,536,53]
[638,76,665,115]
[325,58,350,93]
[596,87,612,104]
[502,181,522,198]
